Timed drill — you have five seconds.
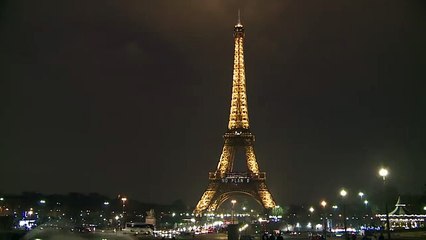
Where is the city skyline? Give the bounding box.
[1,1,426,206]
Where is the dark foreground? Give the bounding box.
[1,231,426,240]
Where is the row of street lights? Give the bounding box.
[337,167,390,240]
[306,168,389,240]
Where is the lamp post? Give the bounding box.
[321,200,327,240]
[358,192,364,199]
[379,168,391,240]
[340,189,348,240]
[309,207,314,232]
[231,199,237,224]
[120,197,127,229]
[121,197,127,215]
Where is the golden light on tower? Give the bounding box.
[228,18,249,130]
[194,14,276,215]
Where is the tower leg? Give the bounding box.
[194,182,218,215]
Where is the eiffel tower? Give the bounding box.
[194,15,276,215]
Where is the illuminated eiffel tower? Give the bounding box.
[194,15,276,215]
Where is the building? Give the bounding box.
[377,197,426,229]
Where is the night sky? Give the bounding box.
[1,1,426,207]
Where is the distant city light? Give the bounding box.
[39,200,46,204]
[340,189,347,197]
[364,200,369,205]
[358,192,364,198]
[103,201,109,205]
[309,207,314,213]
[0,197,4,201]
[321,200,327,208]
[332,205,338,209]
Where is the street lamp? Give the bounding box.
[231,199,237,224]
[379,168,388,181]
[379,167,391,240]
[321,201,327,240]
[358,192,364,199]
[309,207,315,232]
[340,189,348,240]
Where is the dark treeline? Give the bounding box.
[0,191,190,215]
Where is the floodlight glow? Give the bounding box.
[379,168,389,180]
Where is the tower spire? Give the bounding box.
[238,9,241,25]
[229,12,249,130]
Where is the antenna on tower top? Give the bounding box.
[237,9,241,25]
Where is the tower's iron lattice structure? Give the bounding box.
[194,18,276,215]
